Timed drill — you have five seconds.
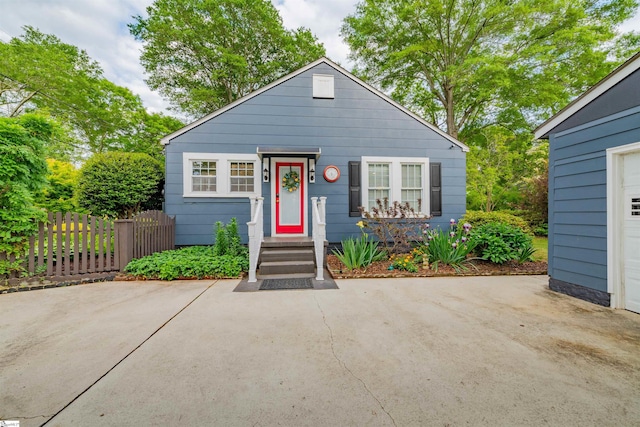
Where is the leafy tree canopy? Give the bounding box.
[130,0,326,117]
[0,27,184,159]
[76,152,164,219]
[342,0,640,139]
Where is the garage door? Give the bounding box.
[623,152,640,313]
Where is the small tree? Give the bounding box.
[76,152,164,218]
[36,159,82,213]
[0,117,48,258]
[360,198,431,254]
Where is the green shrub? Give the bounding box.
[0,116,48,263]
[76,152,164,218]
[462,210,532,235]
[533,223,548,237]
[124,245,249,280]
[470,222,535,264]
[213,218,246,257]
[417,220,476,271]
[333,234,387,270]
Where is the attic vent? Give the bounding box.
[313,74,334,99]
[632,197,640,217]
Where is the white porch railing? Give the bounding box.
[311,196,327,281]
[247,197,264,282]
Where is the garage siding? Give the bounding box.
[549,107,640,292]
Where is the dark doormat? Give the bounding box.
[259,278,314,290]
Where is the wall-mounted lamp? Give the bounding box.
[263,158,270,182]
[308,158,316,183]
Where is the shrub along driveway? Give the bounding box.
[1,276,639,426]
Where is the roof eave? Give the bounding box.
[534,51,640,140]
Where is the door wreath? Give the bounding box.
[282,168,300,192]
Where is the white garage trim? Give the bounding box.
[606,141,640,309]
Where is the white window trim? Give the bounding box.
[361,156,430,216]
[183,152,261,198]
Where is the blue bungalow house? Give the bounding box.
[535,52,640,313]
[161,57,468,281]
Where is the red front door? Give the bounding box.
[275,162,304,234]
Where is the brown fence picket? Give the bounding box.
[37,221,45,272]
[89,216,96,273]
[47,212,54,275]
[64,212,71,276]
[55,212,63,277]
[28,235,35,273]
[97,218,104,272]
[72,214,79,275]
[81,215,88,273]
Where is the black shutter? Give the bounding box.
[430,162,442,216]
[349,161,361,217]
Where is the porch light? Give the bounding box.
[263,158,270,182]
[309,158,316,183]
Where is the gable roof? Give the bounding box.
[534,51,640,139]
[161,57,469,152]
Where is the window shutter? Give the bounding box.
[349,161,361,217]
[430,162,442,216]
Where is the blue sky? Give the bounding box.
[0,0,638,116]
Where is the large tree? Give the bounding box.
[342,0,640,140]
[130,0,326,117]
[0,27,183,159]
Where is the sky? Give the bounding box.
[0,0,639,116]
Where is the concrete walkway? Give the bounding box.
[1,276,639,426]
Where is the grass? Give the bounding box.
[532,237,548,261]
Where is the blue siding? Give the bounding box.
[549,107,640,292]
[165,62,466,245]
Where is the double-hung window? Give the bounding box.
[183,153,260,197]
[362,156,429,214]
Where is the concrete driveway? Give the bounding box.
[1,276,639,426]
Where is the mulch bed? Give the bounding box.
[327,254,547,279]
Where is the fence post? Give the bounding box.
[115,220,134,271]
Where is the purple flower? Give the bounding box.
[463,222,472,232]
[449,231,456,237]
[450,218,456,225]
[452,242,458,248]
[461,236,467,243]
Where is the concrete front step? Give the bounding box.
[259,260,315,276]
[260,249,314,263]
[256,272,316,280]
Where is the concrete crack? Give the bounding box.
[314,295,397,427]
[40,280,219,427]
[4,414,54,420]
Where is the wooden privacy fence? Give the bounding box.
[1,210,175,279]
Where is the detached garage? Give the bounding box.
[535,52,640,313]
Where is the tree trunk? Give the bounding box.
[444,85,457,139]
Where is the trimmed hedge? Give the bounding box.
[462,210,532,235]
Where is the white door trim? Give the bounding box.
[270,157,308,237]
[606,141,640,308]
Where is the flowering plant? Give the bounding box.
[282,170,300,192]
[417,219,477,271]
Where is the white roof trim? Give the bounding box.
[160,57,469,152]
[534,51,640,139]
